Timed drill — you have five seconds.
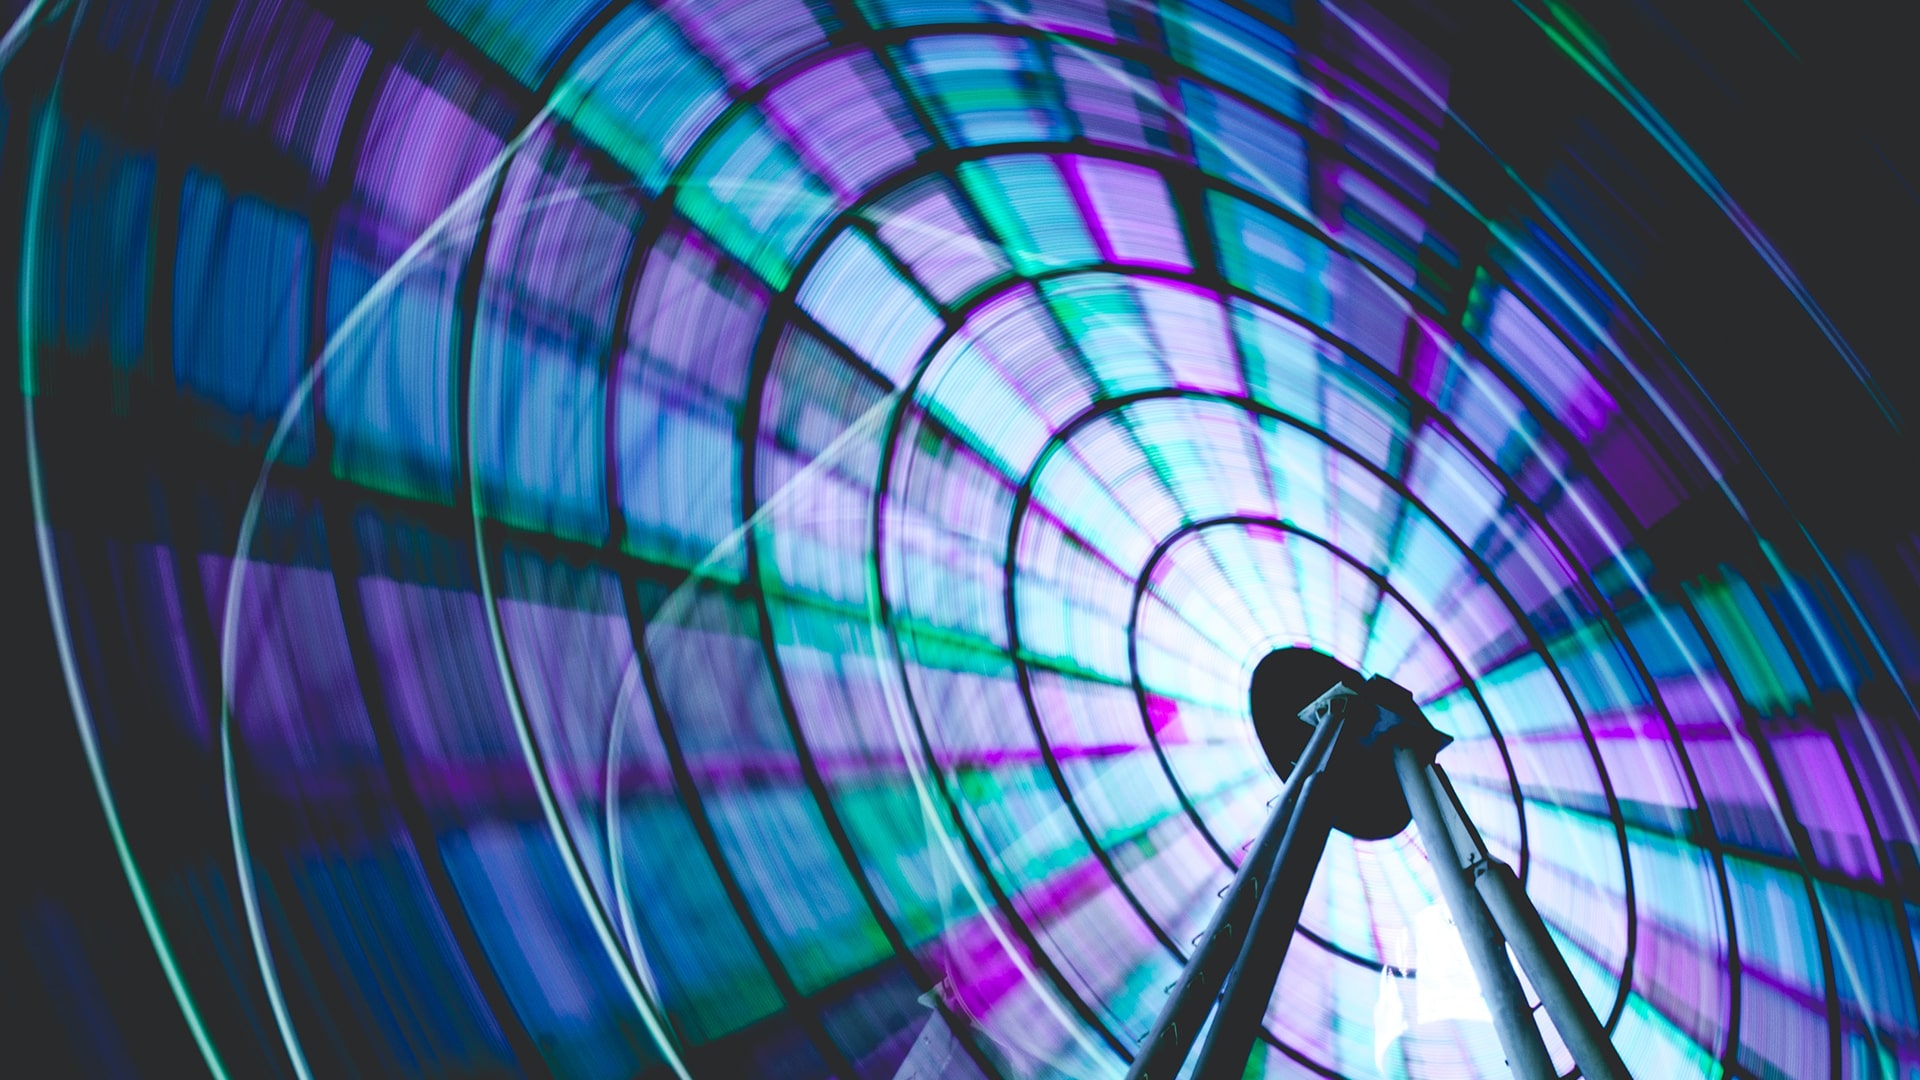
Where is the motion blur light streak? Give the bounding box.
[7,0,1919,1078]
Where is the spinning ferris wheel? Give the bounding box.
[6,0,1917,1078]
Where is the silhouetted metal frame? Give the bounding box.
[76,0,1910,1072]
[1125,688,1349,1080]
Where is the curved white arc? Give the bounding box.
[218,716,314,1080]
[19,8,234,1071]
[604,655,671,1010]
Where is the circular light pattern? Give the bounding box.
[12,0,1919,1079]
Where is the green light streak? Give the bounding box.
[1520,0,1896,430]
[22,97,234,1080]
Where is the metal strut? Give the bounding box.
[1125,672,1634,1080]
[1123,690,1349,1080]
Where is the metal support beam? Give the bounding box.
[1478,861,1632,1080]
[1132,666,1634,1080]
[1428,768,1633,1080]
[1125,699,1348,1080]
[1190,769,1337,1080]
[1394,746,1558,1080]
